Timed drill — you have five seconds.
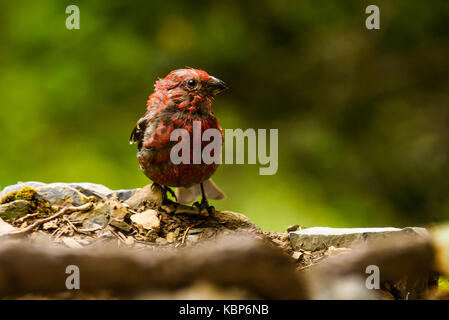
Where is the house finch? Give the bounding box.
[130,68,227,213]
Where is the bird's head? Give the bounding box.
[150,68,227,112]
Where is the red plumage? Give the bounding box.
[130,68,227,207]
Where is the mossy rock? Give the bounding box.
[0,200,32,220]
[0,187,53,219]
[0,187,37,204]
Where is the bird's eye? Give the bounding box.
[187,79,197,88]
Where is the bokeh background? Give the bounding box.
[1,0,448,231]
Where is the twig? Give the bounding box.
[50,228,59,238]
[117,231,127,241]
[14,213,41,224]
[181,227,191,245]
[110,229,126,244]
[181,222,202,245]
[3,202,93,237]
[55,226,70,239]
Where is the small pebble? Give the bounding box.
[286,224,300,232]
[292,251,303,260]
[166,232,176,243]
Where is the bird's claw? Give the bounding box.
[193,201,215,215]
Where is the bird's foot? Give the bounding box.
[161,185,177,204]
[193,200,215,215]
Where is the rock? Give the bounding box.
[69,202,109,229]
[0,182,46,198]
[109,200,130,220]
[166,231,177,243]
[0,200,32,220]
[110,189,139,202]
[0,182,139,204]
[36,184,89,206]
[292,251,303,260]
[286,224,300,232]
[109,199,132,232]
[306,232,437,299]
[68,183,138,201]
[0,218,14,235]
[109,219,132,232]
[125,184,163,211]
[214,211,255,229]
[130,209,160,231]
[68,183,112,196]
[289,227,429,251]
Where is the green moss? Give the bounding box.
[0,187,54,217]
[1,187,37,204]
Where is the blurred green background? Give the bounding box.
[1,0,448,231]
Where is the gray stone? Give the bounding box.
[68,182,111,194]
[68,183,138,201]
[0,200,32,220]
[289,227,428,251]
[125,184,163,210]
[0,182,139,204]
[36,184,89,206]
[110,218,132,232]
[108,189,139,202]
[67,201,110,230]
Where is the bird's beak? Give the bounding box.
[207,76,228,96]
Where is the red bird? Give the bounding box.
[130,68,227,213]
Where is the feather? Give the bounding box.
[176,179,226,204]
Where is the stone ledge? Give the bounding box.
[289,226,429,251]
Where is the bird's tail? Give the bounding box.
[176,179,226,204]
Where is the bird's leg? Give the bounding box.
[161,185,177,204]
[193,183,215,214]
